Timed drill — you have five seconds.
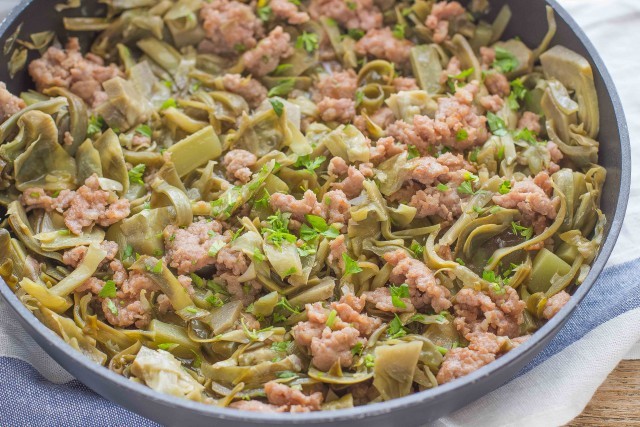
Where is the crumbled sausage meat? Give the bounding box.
[221,74,268,109]
[242,26,293,77]
[425,1,466,44]
[387,82,489,152]
[384,249,451,312]
[270,0,310,24]
[309,0,382,31]
[0,82,26,123]
[355,28,413,65]
[223,149,257,183]
[543,291,571,319]
[21,175,130,235]
[198,0,263,56]
[28,38,121,107]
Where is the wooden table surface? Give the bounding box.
[567,360,640,426]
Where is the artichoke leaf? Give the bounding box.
[373,341,422,401]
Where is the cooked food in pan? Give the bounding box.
[0,0,604,412]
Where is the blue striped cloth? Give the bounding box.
[2,258,639,427]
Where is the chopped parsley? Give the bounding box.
[205,294,225,307]
[98,280,117,298]
[252,249,266,262]
[513,127,538,144]
[507,78,527,110]
[455,257,465,266]
[271,341,291,352]
[267,78,295,97]
[342,253,363,276]
[257,5,271,21]
[87,115,105,137]
[410,242,424,258]
[57,229,71,236]
[387,314,407,339]
[447,67,474,92]
[351,342,364,356]
[326,309,338,328]
[346,1,357,10]
[407,145,420,160]
[457,180,475,195]
[269,98,284,117]
[294,154,326,173]
[456,128,469,141]
[389,283,410,309]
[392,23,406,40]
[208,240,226,257]
[263,211,297,248]
[253,189,270,209]
[487,112,508,136]
[128,164,146,185]
[300,214,340,242]
[161,98,177,110]
[122,245,134,260]
[135,124,152,138]
[105,298,118,315]
[190,274,204,288]
[492,47,519,73]
[437,183,449,192]
[296,32,319,53]
[149,259,163,274]
[354,89,364,107]
[347,28,365,40]
[511,221,533,240]
[498,180,511,194]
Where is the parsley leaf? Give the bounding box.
[351,342,363,356]
[392,23,406,39]
[457,180,475,195]
[387,314,407,339]
[326,309,338,328]
[354,89,364,107]
[128,164,146,185]
[511,221,533,240]
[269,98,284,117]
[342,253,362,275]
[486,112,508,136]
[267,78,295,97]
[98,280,117,298]
[263,211,297,248]
[410,242,424,258]
[389,283,410,308]
[105,298,118,315]
[513,127,538,144]
[271,341,291,352]
[407,145,420,160]
[304,214,340,240]
[208,240,226,257]
[492,47,519,73]
[161,98,177,110]
[364,353,375,368]
[437,183,449,192]
[296,32,319,53]
[347,28,365,40]
[346,1,357,10]
[447,67,474,92]
[205,294,225,307]
[148,259,163,274]
[87,115,105,137]
[157,343,179,351]
[498,180,511,194]
[257,5,271,21]
[135,124,152,138]
[294,154,325,173]
[456,128,468,141]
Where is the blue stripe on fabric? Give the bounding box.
[1,258,639,426]
[519,258,640,375]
